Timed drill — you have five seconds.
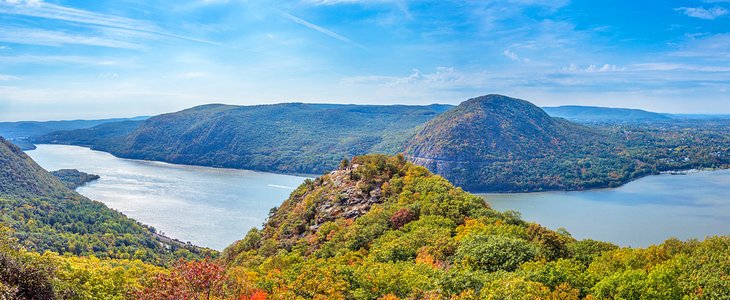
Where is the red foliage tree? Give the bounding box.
[137,258,226,300]
[390,208,417,230]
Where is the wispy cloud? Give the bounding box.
[563,64,621,73]
[675,6,728,19]
[0,27,144,49]
[0,55,125,66]
[0,0,219,45]
[503,49,530,62]
[274,9,363,48]
[0,74,21,80]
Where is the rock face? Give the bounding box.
[261,155,409,249]
[315,164,383,224]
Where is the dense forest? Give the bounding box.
[0,137,215,267]
[3,153,729,299]
[36,103,452,175]
[50,169,100,190]
[34,95,730,192]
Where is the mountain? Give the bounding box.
[35,95,730,193]
[543,105,671,122]
[0,116,148,150]
[211,154,730,299]
[0,136,213,264]
[404,95,624,191]
[37,103,452,174]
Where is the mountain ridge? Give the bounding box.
[34,95,730,192]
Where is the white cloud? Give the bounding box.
[275,9,363,48]
[0,0,218,45]
[563,64,621,72]
[98,72,119,78]
[675,6,728,19]
[672,33,730,58]
[630,63,730,72]
[0,55,124,66]
[503,49,530,62]
[0,27,144,49]
[0,74,21,80]
[503,49,519,61]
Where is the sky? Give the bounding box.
[0,0,729,121]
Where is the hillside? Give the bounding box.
[2,153,729,298]
[35,95,730,193]
[37,103,452,174]
[206,154,730,299]
[0,137,70,198]
[0,136,214,264]
[543,105,671,122]
[404,95,629,191]
[404,95,730,192]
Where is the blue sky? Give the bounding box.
[0,0,729,120]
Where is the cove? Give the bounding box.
[27,144,308,250]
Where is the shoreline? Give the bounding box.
[29,143,728,195]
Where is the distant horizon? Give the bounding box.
[3,95,730,122]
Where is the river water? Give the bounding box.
[27,144,308,250]
[482,169,730,247]
[27,144,730,249]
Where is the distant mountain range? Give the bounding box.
[542,105,671,122]
[543,105,730,122]
[0,116,148,150]
[32,95,730,192]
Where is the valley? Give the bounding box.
[33,95,730,193]
[27,144,308,250]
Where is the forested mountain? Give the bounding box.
[186,154,728,299]
[37,103,452,174]
[405,95,730,192]
[35,95,730,192]
[543,105,671,122]
[2,153,729,298]
[404,95,640,191]
[0,136,213,265]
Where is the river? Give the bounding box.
[27,144,308,250]
[482,169,730,247]
[27,144,730,249]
